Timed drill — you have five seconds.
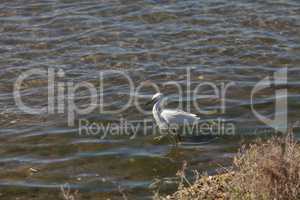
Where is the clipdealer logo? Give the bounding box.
[13,67,289,134]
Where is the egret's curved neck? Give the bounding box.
[153,98,162,113]
[152,98,165,127]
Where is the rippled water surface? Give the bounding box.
[0,0,300,199]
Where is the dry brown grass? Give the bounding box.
[230,133,300,200]
[162,132,300,200]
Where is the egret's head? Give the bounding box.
[152,92,163,101]
[146,93,164,106]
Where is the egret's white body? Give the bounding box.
[151,93,200,131]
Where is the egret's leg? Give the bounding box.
[168,135,177,146]
[154,128,169,142]
[154,132,177,146]
[168,128,180,146]
[175,133,182,143]
[154,128,180,146]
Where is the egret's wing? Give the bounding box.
[160,109,199,125]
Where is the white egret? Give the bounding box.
[147,93,200,144]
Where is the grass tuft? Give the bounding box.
[230,132,300,200]
[161,132,300,200]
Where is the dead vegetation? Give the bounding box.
[230,133,300,200]
[160,132,300,200]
